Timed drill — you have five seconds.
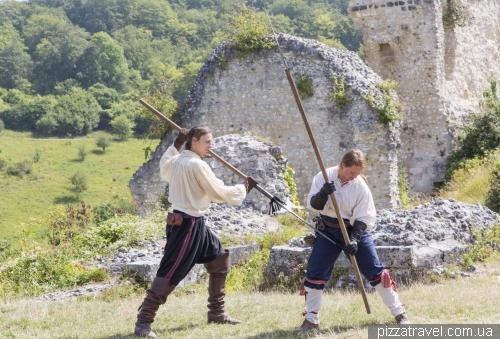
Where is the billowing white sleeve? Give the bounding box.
[159,145,180,182]
[196,163,246,206]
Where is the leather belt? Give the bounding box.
[173,210,196,218]
[322,218,351,229]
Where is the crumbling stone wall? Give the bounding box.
[130,35,401,211]
[349,0,500,191]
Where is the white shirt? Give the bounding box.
[160,145,246,217]
[307,166,376,230]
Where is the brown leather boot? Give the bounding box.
[395,312,411,324]
[134,277,176,338]
[204,250,241,325]
[294,319,319,332]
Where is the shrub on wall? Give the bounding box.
[362,80,401,125]
[328,75,351,109]
[225,3,276,54]
[443,0,470,28]
[485,163,500,213]
[295,72,314,100]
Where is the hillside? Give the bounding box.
[0,130,154,240]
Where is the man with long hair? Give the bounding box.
[134,125,257,338]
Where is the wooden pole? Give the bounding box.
[265,12,371,314]
[139,99,273,200]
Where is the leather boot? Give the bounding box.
[204,250,241,325]
[134,277,176,338]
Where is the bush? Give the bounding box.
[70,171,88,197]
[5,161,32,177]
[96,134,111,152]
[47,202,93,246]
[226,3,276,54]
[93,203,119,224]
[328,75,351,109]
[485,163,500,213]
[295,72,313,100]
[0,118,4,133]
[445,78,500,181]
[461,223,500,267]
[0,241,108,297]
[78,145,88,161]
[110,115,135,140]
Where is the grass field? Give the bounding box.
[0,130,158,241]
[1,257,499,338]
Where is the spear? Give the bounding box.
[265,12,371,314]
[139,99,340,247]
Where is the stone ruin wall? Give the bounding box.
[130,35,402,210]
[349,0,500,191]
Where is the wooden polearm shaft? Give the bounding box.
[139,99,344,248]
[265,12,371,314]
[139,99,275,199]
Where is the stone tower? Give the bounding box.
[349,0,500,191]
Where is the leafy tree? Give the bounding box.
[78,32,129,91]
[22,13,89,93]
[52,88,101,136]
[445,78,500,180]
[62,0,130,34]
[110,114,135,140]
[112,25,156,79]
[35,112,58,135]
[139,78,178,138]
[88,83,119,110]
[129,0,181,38]
[1,94,57,131]
[172,61,202,102]
[0,23,33,89]
[0,0,31,31]
[51,79,82,95]
[332,16,363,52]
[95,134,111,152]
[70,171,88,198]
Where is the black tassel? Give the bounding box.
[269,196,285,215]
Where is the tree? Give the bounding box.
[96,134,111,152]
[21,13,89,93]
[52,88,101,136]
[110,114,135,140]
[78,32,129,91]
[2,94,57,131]
[70,171,88,198]
[112,25,156,80]
[88,83,119,110]
[333,16,363,52]
[0,24,33,89]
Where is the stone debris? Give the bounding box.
[372,198,500,246]
[266,198,500,288]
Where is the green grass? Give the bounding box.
[0,130,156,241]
[1,257,500,338]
